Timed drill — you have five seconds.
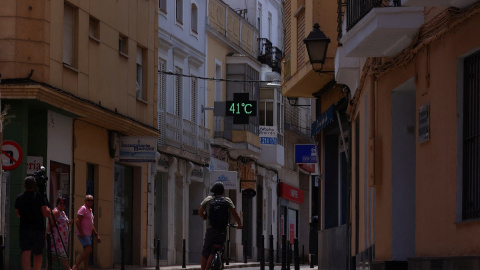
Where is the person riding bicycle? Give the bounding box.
[199,182,242,270]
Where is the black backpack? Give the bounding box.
[208,196,229,230]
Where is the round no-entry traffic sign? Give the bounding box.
[2,140,23,171]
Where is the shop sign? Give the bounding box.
[294,144,317,163]
[210,170,237,190]
[118,136,157,162]
[190,165,204,182]
[27,156,43,175]
[279,182,304,204]
[260,126,278,145]
[298,163,316,173]
[209,157,229,171]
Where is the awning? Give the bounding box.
[311,104,335,137]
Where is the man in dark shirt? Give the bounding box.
[15,176,50,270]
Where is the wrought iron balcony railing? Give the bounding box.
[346,0,401,31]
[257,38,283,74]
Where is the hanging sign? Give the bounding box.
[210,170,237,190]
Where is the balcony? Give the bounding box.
[340,0,424,57]
[213,116,261,160]
[158,112,211,163]
[258,38,283,74]
[207,0,259,58]
[401,0,477,8]
[335,45,360,97]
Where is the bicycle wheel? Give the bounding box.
[210,253,221,270]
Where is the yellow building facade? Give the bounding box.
[0,0,158,268]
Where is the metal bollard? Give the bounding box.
[269,235,274,270]
[182,239,186,268]
[155,239,160,270]
[302,245,305,265]
[286,241,291,270]
[281,236,287,270]
[121,230,125,270]
[260,235,265,270]
[294,239,299,270]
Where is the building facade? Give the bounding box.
[337,0,480,269]
[0,0,158,268]
[153,0,210,266]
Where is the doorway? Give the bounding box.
[113,164,134,265]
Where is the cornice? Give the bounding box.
[1,82,159,137]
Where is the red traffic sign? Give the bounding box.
[2,140,23,171]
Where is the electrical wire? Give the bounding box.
[158,70,281,84]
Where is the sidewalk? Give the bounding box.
[89,262,315,270]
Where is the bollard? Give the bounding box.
[281,236,286,270]
[310,253,314,268]
[294,239,299,270]
[302,245,305,265]
[260,235,265,270]
[121,230,125,270]
[182,239,186,268]
[286,241,291,270]
[269,235,274,270]
[155,239,160,270]
[0,235,3,270]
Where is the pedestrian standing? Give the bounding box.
[15,176,51,270]
[72,195,101,270]
[47,197,74,270]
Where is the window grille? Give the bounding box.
[175,67,182,117]
[190,77,197,123]
[63,4,75,66]
[462,50,480,220]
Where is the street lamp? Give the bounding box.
[303,23,331,73]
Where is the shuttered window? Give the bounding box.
[136,47,144,100]
[462,50,480,220]
[63,4,75,66]
[190,77,197,123]
[175,67,182,117]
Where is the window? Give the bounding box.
[89,16,100,41]
[136,46,146,100]
[462,50,480,220]
[176,0,183,24]
[159,0,166,13]
[259,88,284,146]
[63,3,77,67]
[175,67,182,116]
[158,59,166,113]
[190,77,197,123]
[119,34,128,56]
[191,4,198,33]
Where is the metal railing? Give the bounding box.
[257,38,283,74]
[346,0,401,31]
[159,112,211,157]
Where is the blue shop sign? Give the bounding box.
[311,105,334,137]
[294,144,317,164]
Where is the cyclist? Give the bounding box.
[199,182,242,270]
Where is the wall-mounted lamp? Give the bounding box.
[303,23,333,73]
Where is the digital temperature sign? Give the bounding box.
[225,93,257,124]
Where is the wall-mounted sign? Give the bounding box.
[118,136,157,162]
[418,104,430,143]
[1,140,23,171]
[294,144,317,163]
[210,170,237,190]
[260,126,278,145]
[279,182,304,204]
[27,156,43,175]
[225,93,257,124]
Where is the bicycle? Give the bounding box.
[210,224,237,270]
